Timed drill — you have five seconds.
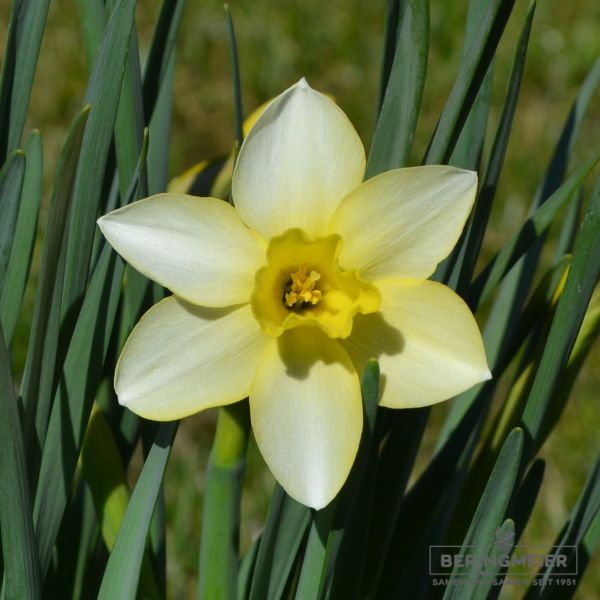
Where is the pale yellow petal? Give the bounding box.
[232,78,366,239]
[115,297,269,420]
[250,327,362,509]
[342,279,490,409]
[98,194,265,307]
[328,166,477,280]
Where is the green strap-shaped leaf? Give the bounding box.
[97,422,178,600]
[376,404,483,599]
[81,407,160,599]
[0,325,41,600]
[470,519,516,600]
[225,5,244,146]
[553,188,583,261]
[435,0,533,286]
[361,407,429,596]
[32,118,149,576]
[516,54,600,280]
[66,485,101,600]
[536,291,600,449]
[533,57,600,213]
[90,0,184,210]
[511,459,545,546]
[61,0,136,322]
[198,402,250,600]
[467,154,600,311]
[0,0,50,161]
[77,0,106,71]
[457,258,570,514]
[453,2,536,294]
[147,427,168,600]
[525,454,600,598]
[439,56,600,449]
[41,473,96,600]
[114,29,145,199]
[33,244,125,576]
[521,172,600,452]
[142,0,187,120]
[238,535,261,600]
[20,107,90,482]
[293,505,335,600]
[366,0,429,177]
[97,0,145,205]
[147,53,175,196]
[487,57,600,362]
[496,56,600,358]
[0,130,43,343]
[0,150,25,292]
[432,264,567,556]
[442,428,524,600]
[424,0,516,164]
[248,486,310,600]
[79,0,184,202]
[448,0,497,173]
[376,0,401,113]
[324,362,381,598]
[438,255,571,454]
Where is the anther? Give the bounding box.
[284,264,322,308]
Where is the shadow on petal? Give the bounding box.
[175,296,246,321]
[341,312,405,398]
[276,326,358,381]
[347,311,405,357]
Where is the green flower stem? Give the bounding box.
[198,400,250,600]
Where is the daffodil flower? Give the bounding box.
[98,79,490,509]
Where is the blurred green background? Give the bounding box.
[1,0,599,597]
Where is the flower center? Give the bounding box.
[251,228,380,339]
[284,264,322,308]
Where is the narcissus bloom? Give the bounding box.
[98,79,490,509]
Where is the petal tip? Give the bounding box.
[310,497,333,511]
[452,166,477,188]
[482,368,493,382]
[114,378,130,408]
[115,391,132,412]
[296,76,309,89]
[96,213,113,235]
[290,486,337,510]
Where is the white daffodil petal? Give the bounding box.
[342,279,491,409]
[250,327,362,509]
[115,297,268,420]
[98,194,265,307]
[232,79,366,240]
[329,166,477,281]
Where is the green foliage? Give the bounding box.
[0,1,599,599]
[366,0,429,175]
[98,423,177,600]
[444,428,523,599]
[0,131,42,343]
[198,402,250,599]
[0,324,40,599]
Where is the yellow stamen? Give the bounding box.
[285,264,322,308]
